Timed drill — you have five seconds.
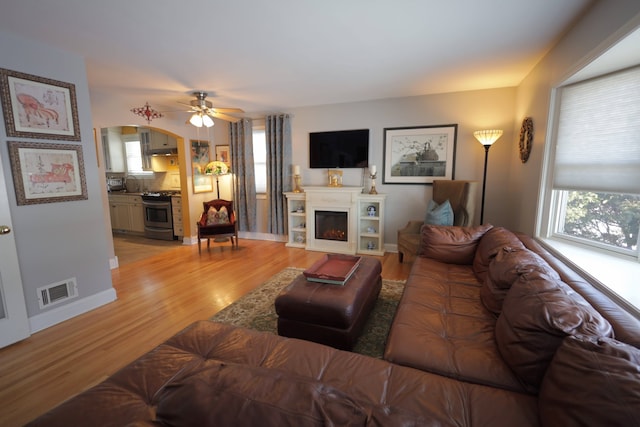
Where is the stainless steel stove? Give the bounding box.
[141,191,180,240]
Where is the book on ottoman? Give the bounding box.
[303,254,361,286]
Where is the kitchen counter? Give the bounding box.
[108,191,144,196]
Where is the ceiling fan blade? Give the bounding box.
[212,107,244,113]
[212,112,242,122]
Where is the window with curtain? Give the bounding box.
[252,127,267,194]
[541,65,640,311]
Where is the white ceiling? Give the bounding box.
[0,0,594,117]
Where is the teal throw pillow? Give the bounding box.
[425,199,454,226]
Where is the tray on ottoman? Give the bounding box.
[303,254,361,285]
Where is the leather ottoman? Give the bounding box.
[275,256,382,350]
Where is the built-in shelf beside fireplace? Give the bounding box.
[285,187,386,256]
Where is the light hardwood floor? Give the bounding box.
[0,238,411,427]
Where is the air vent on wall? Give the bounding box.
[37,278,78,309]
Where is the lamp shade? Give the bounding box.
[189,113,203,127]
[202,114,214,127]
[474,129,503,146]
[204,161,229,175]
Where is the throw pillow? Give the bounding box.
[495,270,614,393]
[418,223,493,265]
[424,199,454,226]
[206,205,230,225]
[539,335,640,427]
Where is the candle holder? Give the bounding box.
[293,174,303,193]
[369,173,378,194]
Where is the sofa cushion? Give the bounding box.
[425,199,454,226]
[495,271,614,392]
[418,224,493,265]
[539,335,640,427]
[473,226,526,282]
[480,247,559,315]
[156,359,368,427]
[384,257,526,393]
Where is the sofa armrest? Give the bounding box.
[398,220,424,236]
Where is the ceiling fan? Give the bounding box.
[183,91,244,127]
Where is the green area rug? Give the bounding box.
[210,267,406,358]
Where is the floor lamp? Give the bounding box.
[473,130,503,224]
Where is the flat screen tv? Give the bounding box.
[309,129,369,168]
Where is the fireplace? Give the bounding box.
[303,186,361,255]
[315,211,347,242]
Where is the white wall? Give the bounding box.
[0,30,114,325]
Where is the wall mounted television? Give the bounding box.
[309,129,369,168]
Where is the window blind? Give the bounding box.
[554,66,640,194]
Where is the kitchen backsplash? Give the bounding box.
[108,172,181,192]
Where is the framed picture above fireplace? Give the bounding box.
[383,124,457,185]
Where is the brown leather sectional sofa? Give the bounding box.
[29,225,640,426]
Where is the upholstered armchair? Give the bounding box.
[397,180,478,263]
[197,199,238,253]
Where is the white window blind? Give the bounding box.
[554,66,640,194]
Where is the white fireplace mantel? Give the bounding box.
[285,187,386,256]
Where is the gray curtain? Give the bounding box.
[229,119,257,232]
[266,114,292,234]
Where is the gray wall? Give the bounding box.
[512,0,640,235]
[0,30,114,324]
[287,88,518,245]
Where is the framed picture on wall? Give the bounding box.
[0,68,81,140]
[8,141,88,205]
[382,124,457,184]
[215,145,230,166]
[191,139,213,193]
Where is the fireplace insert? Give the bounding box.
[315,210,347,242]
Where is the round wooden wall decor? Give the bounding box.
[519,117,533,163]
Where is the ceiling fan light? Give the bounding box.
[202,115,214,127]
[189,113,203,127]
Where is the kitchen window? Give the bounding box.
[124,136,152,176]
[540,65,640,312]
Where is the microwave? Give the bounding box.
[107,176,125,192]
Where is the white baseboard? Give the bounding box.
[183,233,286,245]
[182,236,198,245]
[385,243,398,253]
[239,231,287,242]
[29,287,118,333]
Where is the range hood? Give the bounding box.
[149,147,178,156]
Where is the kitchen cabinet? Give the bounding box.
[101,128,125,172]
[109,194,144,233]
[141,128,177,152]
[171,196,183,238]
